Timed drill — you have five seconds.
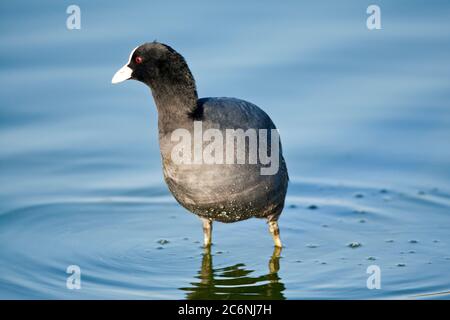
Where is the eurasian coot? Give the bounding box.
[112,42,288,247]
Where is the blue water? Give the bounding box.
[1,0,450,299]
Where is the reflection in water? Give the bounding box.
[180,247,285,300]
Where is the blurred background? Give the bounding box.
[0,0,449,299]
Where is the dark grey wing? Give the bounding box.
[199,96,289,207]
[199,97,288,178]
[197,97,277,131]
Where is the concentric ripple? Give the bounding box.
[0,180,449,299]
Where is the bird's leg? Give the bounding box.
[268,220,282,248]
[201,218,213,247]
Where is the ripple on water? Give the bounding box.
[0,180,449,299]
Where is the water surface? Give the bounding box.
[1,0,450,299]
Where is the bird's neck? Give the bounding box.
[149,82,199,135]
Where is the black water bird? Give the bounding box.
[112,42,288,247]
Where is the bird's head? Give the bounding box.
[111,42,195,90]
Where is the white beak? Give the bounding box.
[112,46,139,84]
[111,64,133,84]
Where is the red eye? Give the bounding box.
[135,56,143,64]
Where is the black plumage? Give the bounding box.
[112,42,288,247]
